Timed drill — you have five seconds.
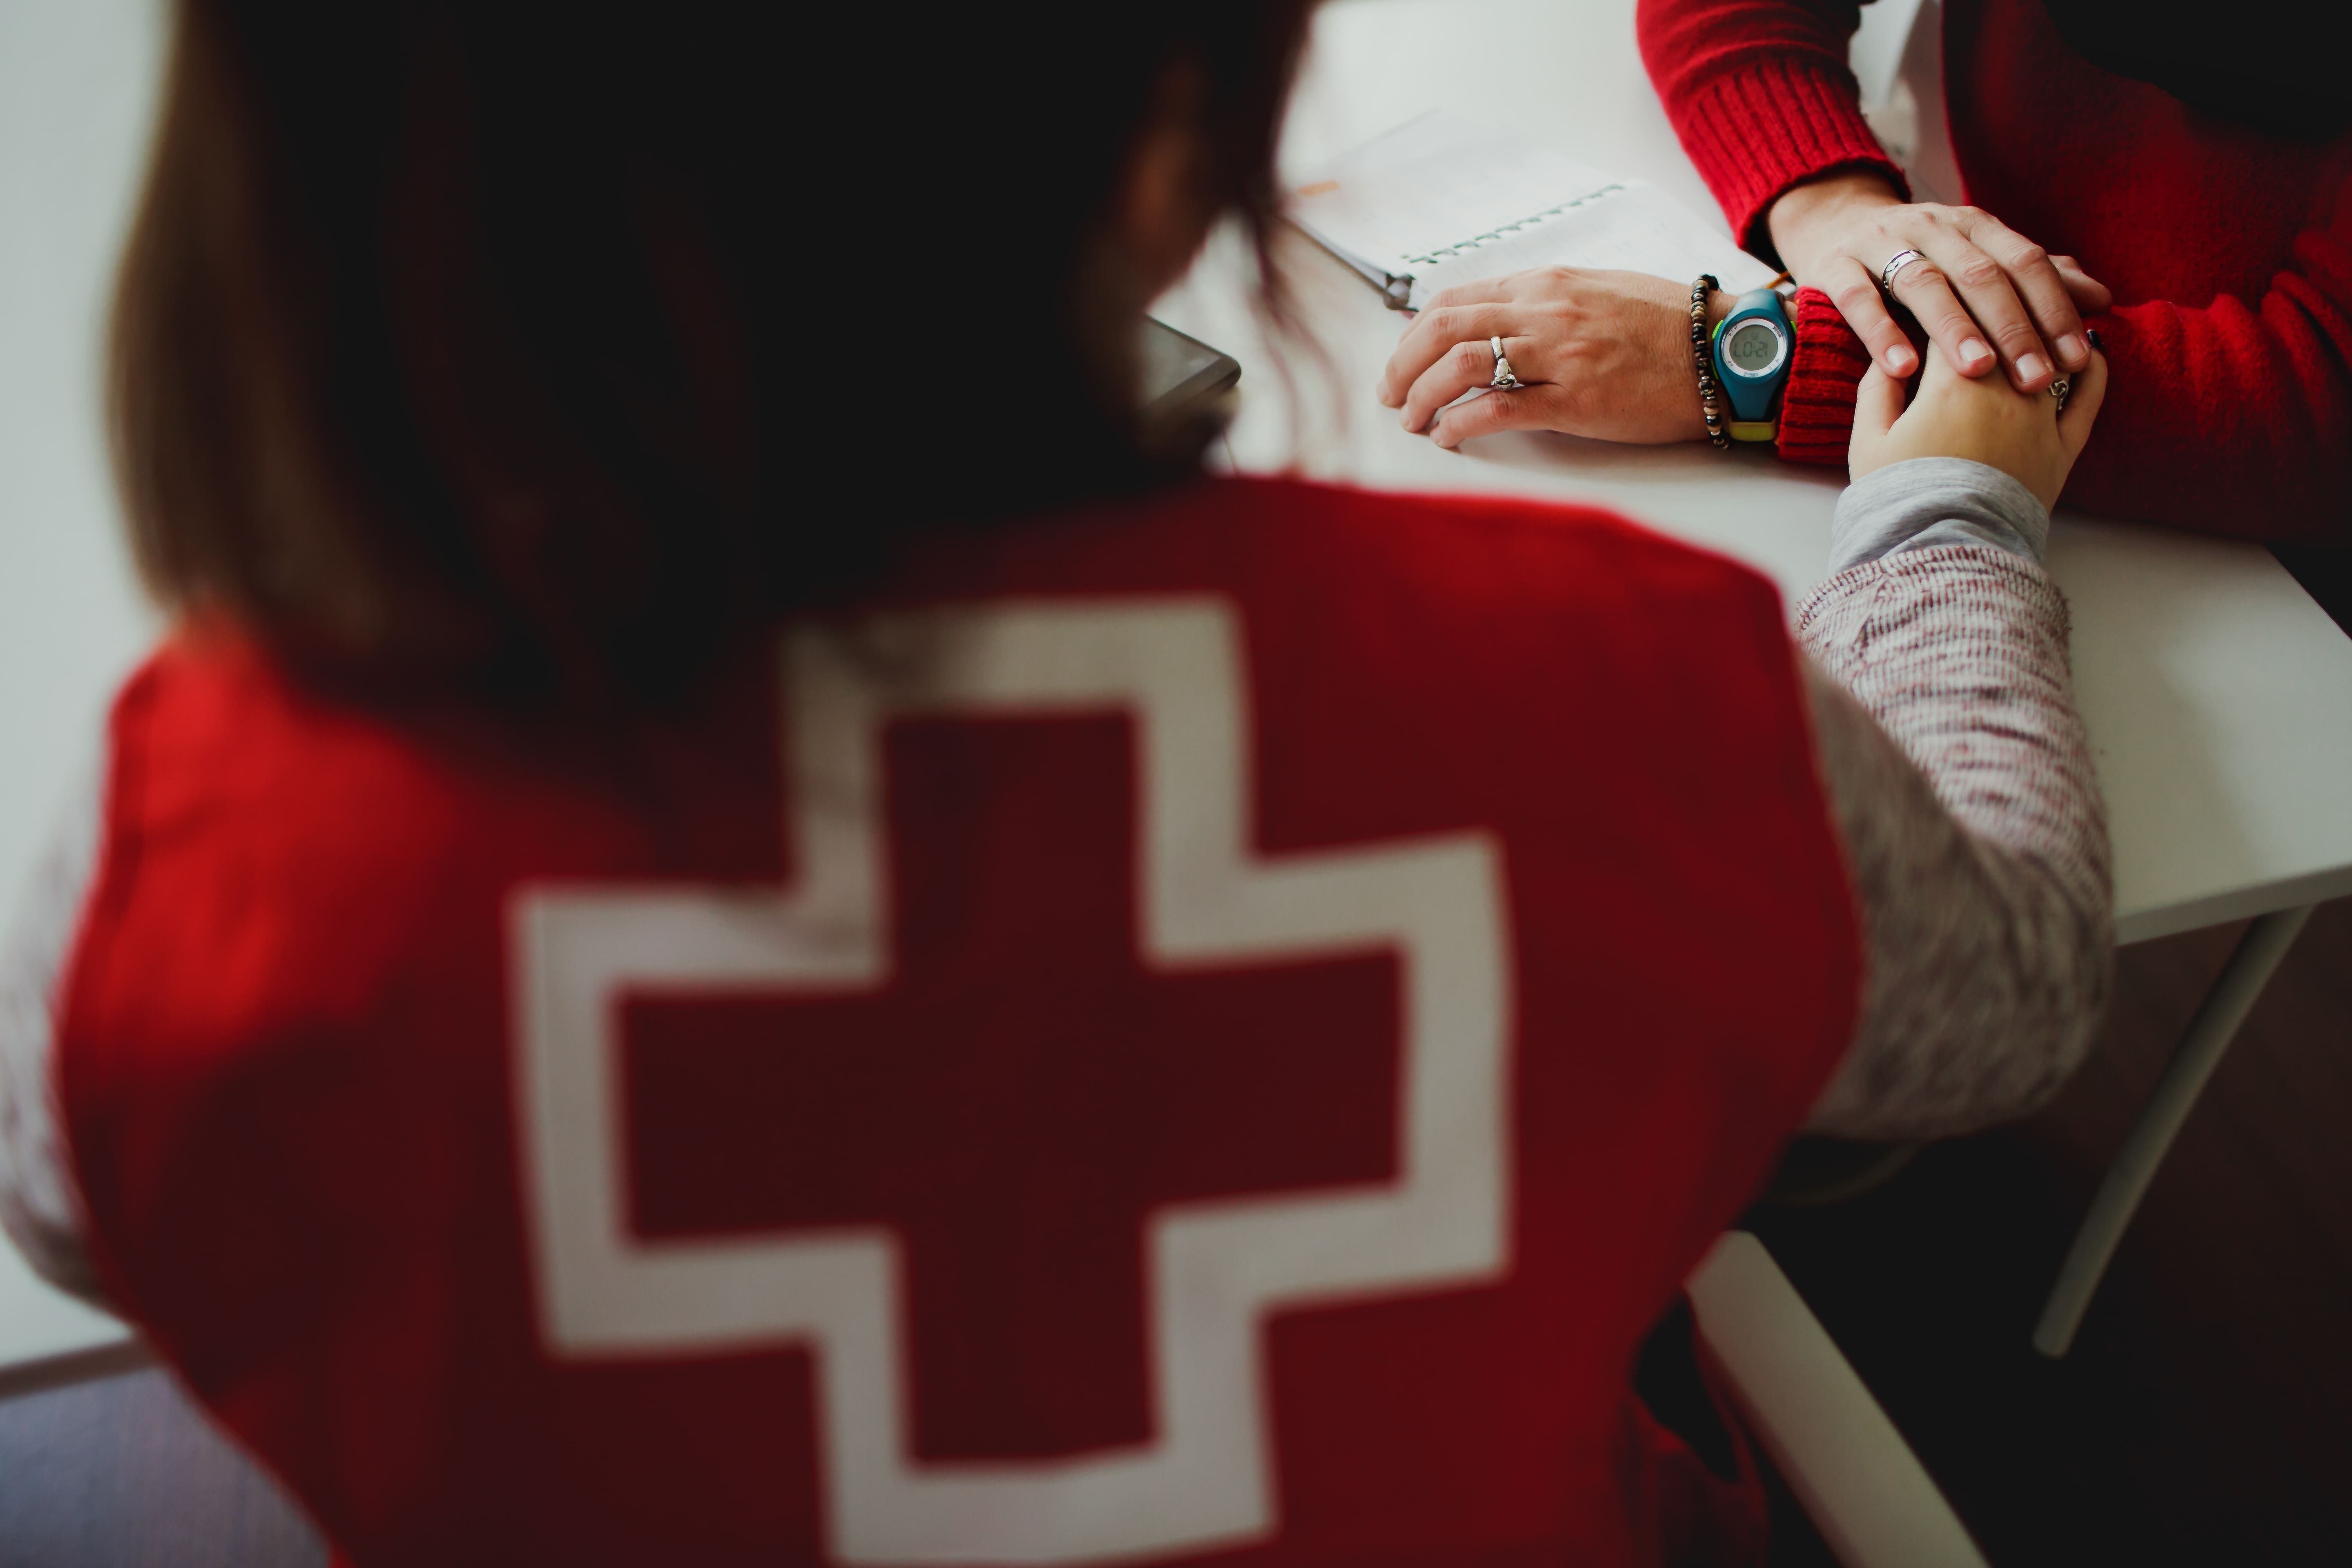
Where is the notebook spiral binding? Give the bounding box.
[1401,182,1631,268]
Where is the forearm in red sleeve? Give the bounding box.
[1636,0,1907,254]
[2062,221,2352,542]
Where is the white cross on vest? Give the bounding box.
[513,598,1513,1565]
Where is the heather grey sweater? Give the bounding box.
[1799,458,2112,1137]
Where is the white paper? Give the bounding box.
[1405,183,1775,309]
[1289,112,1615,281]
[1285,111,1774,308]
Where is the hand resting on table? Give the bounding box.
[1375,267,1722,449]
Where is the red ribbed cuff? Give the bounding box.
[1775,288,1869,468]
[1677,60,1907,257]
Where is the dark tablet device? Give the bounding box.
[1140,316,1241,419]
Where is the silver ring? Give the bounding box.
[1881,248,1925,289]
[1488,334,1523,391]
[2048,375,2071,413]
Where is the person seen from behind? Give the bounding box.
[0,2,2111,1562]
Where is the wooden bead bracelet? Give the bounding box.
[1690,273,1729,450]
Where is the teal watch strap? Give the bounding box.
[1711,288,1793,439]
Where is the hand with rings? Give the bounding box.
[1377,267,1726,449]
[1768,171,2112,394]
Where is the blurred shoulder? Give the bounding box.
[107,628,472,864]
[84,630,499,1017]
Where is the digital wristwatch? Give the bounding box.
[1710,287,1793,443]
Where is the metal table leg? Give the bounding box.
[2033,903,2317,1359]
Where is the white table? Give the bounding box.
[1151,0,2352,1352]
[3,0,2349,1379]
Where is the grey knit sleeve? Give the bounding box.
[1797,460,2114,1140]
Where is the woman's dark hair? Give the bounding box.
[111,2,1312,707]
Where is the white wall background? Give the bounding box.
[0,0,165,909]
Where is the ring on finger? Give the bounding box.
[1881,249,1926,290]
[2048,375,2071,413]
[1488,335,1524,391]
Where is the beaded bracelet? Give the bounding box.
[1688,274,1729,450]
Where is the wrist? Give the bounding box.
[1829,457,2052,572]
[1766,170,1902,277]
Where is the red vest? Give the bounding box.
[57,477,1858,1566]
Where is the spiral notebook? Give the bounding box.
[1288,112,1775,310]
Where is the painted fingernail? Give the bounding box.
[2017,352,2050,384]
[1961,339,1993,370]
[2056,334,2087,367]
[2086,327,2105,352]
[1888,344,1918,376]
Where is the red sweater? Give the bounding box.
[1639,0,2352,542]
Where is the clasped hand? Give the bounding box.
[1768,172,2110,392]
[1376,261,2107,507]
[1377,175,2114,454]
[1851,339,2107,510]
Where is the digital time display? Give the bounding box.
[1726,320,1782,373]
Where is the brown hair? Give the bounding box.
[111,2,1311,709]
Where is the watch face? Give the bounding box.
[1724,318,1786,377]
